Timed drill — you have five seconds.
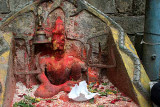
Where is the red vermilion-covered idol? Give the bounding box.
[34,17,86,98]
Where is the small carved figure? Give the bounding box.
[34,17,86,98]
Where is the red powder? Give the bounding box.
[74,22,78,26]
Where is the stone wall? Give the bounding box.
[86,0,146,44]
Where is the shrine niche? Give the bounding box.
[0,0,151,107]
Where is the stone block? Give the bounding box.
[133,0,146,15]
[115,0,133,13]
[9,0,30,11]
[110,15,145,34]
[86,0,117,14]
[0,0,10,13]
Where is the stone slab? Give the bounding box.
[108,27,151,106]
[110,15,145,34]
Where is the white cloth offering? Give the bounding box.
[68,81,98,101]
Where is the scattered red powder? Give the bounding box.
[46,100,52,103]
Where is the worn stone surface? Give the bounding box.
[61,1,108,43]
[66,10,109,49]
[0,0,10,13]
[115,0,133,13]
[86,0,117,14]
[9,0,31,11]
[0,33,9,55]
[110,15,145,34]
[133,0,146,15]
[4,12,35,35]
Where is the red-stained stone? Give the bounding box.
[60,94,69,102]
[34,17,83,98]
[63,86,71,93]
